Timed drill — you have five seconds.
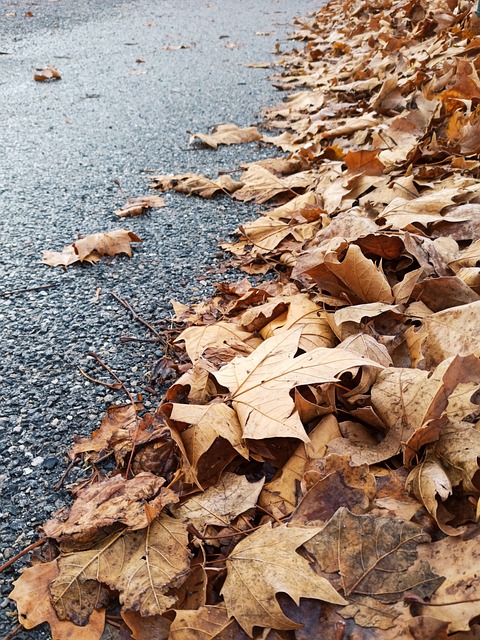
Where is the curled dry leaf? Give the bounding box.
[42,229,141,267]
[221,522,346,635]
[169,605,245,640]
[114,195,166,217]
[149,173,243,198]
[34,65,61,81]
[43,472,177,542]
[189,123,262,149]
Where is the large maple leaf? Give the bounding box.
[221,523,346,635]
[214,326,381,442]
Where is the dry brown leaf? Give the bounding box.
[114,195,166,217]
[259,414,341,518]
[169,402,249,473]
[233,165,314,204]
[172,472,264,528]
[169,605,246,640]
[51,514,190,620]
[43,472,177,542]
[176,321,262,363]
[423,301,480,367]
[10,561,105,639]
[432,423,480,492]
[121,611,171,640]
[305,508,442,607]
[221,523,346,635]
[214,326,381,442]
[189,123,262,149]
[150,173,243,198]
[34,65,61,81]
[417,534,480,632]
[42,229,141,267]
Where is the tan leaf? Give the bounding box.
[42,230,141,267]
[233,165,314,204]
[122,611,171,640]
[432,424,480,492]
[329,355,480,465]
[324,244,394,304]
[52,514,190,620]
[190,123,262,149]
[169,605,246,639]
[305,508,442,603]
[406,458,456,535]
[221,523,346,635]
[10,561,105,639]
[333,302,401,326]
[176,321,262,363]
[258,415,341,518]
[423,301,480,367]
[169,402,249,471]
[172,472,264,528]
[259,294,336,351]
[214,327,381,442]
[34,65,61,81]
[417,535,480,632]
[149,173,243,198]
[43,472,177,542]
[114,195,166,217]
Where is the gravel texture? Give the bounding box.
[0,0,317,636]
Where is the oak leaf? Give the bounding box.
[221,523,346,635]
[10,561,105,640]
[214,326,381,442]
[189,123,262,149]
[42,229,141,267]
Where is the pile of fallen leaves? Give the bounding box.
[9,0,480,637]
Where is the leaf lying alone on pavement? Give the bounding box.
[189,123,263,149]
[42,229,141,267]
[34,65,61,81]
[114,195,165,217]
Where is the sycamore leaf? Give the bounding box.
[43,472,177,542]
[221,523,346,635]
[172,472,264,528]
[214,327,382,442]
[122,611,171,640]
[304,508,442,603]
[329,354,480,465]
[114,195,166,217]
[51,514,190,621]
[431,424,480,492]
[189,123,262,149]
[233,165,314,204]
[10,561,105,640]
[259,294,336,351]
[169,402,249,470]
[149,173,243,198]
[423,301,480,367]
[34,65,61,81]
[417,535,480,633]
[259,414,341,518]
[169,605,246,639]
[42,229,141,267]
[176,321,262,363]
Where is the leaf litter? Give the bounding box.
[10,0,480,637]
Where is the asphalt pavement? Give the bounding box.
[0,0,317,636]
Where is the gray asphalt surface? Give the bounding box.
[0,0,317,636]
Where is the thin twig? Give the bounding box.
[0,283,57,297]
[110,292,164,341]
[78,366,122,390]
[1,623,22,640]
[0,539,45,573]
[86,351,139,477]
[53,458,75,491]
